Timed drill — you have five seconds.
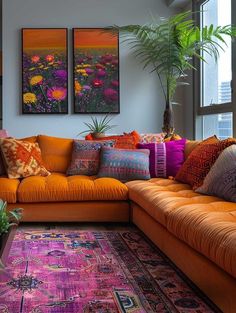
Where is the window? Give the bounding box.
[194,0,235,139]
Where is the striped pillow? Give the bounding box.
[138,139,186,178]
[97,147,150,182]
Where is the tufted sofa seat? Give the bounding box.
[126,178,236,279]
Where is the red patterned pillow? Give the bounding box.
[0,138,50,179]
[175,136,236,189]
[85,131,140,149]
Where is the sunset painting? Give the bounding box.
[22,28,68,114]
[73,28,119,113]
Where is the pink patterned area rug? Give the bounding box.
[0,227,221,313]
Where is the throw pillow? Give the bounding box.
[0,129,9,176]
[97,147,150,182]
[139,133,165,144]
[85,131,140,149]
[196,145,236,202]
[66,140,116,176]
[175,136,236,190]
[0,138,50,179]
[138,138,186,178]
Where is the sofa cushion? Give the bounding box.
[176,136,236,190]
[37,135,73,173]
[17,173,128,202]
[66,140,115,176]
[196,145,236,202]
[0,177,20,203]
[167,202,236,278]
[0,138,50,179]
[126,178,222,227]
[137,139,186,178]
[98,147,150,182]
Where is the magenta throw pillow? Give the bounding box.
[137,139,186,178]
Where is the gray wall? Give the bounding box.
[2,0,181,138]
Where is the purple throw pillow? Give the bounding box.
[137,139,186,178]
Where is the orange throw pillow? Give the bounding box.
[85,131,140,149]
[175,136,236,190]
[0,138,50,179]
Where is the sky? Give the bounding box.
[23,29,67,49]
[74,29,117,48]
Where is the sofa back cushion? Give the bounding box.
[37,135,73,173]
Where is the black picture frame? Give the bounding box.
[73,28,120,114]
[22,28,68,114]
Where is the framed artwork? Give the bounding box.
[73,28,120,114]
[22,28,68,114]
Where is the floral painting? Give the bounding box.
[22,28,68,114]
[73,28,119,113]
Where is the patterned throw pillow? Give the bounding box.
[196,145,236,202]
[85,131,140,149]
[0,130,9,176]
[0,138,50,179]
[175,136,236,190]
[140,133,165,144]
[67,140,115,176]
[138,139,186,178]
[97,147,150,182]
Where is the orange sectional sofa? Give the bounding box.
[0,135,235,312]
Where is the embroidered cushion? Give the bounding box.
[0,130,9,176]
[0,138,50,179]
[175,136,236,190]
[97,147,150,182]
[196,145,236,202]
[138,139,186,178]
[66,140,115,176]
[85,131,140,149]
[140,133,165,144]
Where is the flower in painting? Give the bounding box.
[111,80,119,87]
[103,54,113,62]
[95,63,105,70]
[30,75,43,86]
[77,69,86,74]
[85,68,94,75]
[104,88,118,101]
[97,69,106,77]
[46,54,54,62]
[47,87,67,101]
[83,85,91,91]
[92,79,104,88]
[31,55,40,63]
[23,92,37,104]
[54,70,67,84]
[75,81,82,95]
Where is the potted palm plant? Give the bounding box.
[0,200,23,264]
[79,114,117,138]
[107,11,236,137]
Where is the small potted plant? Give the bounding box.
[79,114,117,139]
[0,200,23,264]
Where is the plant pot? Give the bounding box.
[92,132,105,139]
[0,225,17,265]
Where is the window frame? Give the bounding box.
[193,0,236,139]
